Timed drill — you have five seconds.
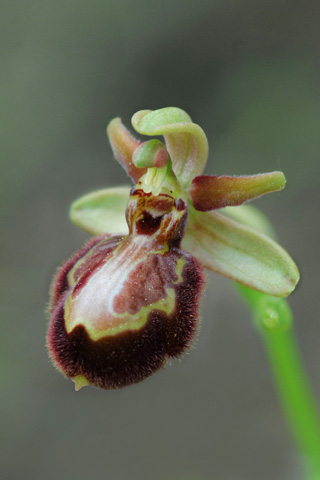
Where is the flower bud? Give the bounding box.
[47,187,204,390]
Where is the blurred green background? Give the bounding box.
[1,1,320,479]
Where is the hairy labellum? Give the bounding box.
[48,186,204,390]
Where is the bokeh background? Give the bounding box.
[1,1,320,479]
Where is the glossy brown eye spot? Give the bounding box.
[135,211,163,235]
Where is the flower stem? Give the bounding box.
[235,284,320,480]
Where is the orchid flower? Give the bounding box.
[47,107,299,391]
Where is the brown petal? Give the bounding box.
[107,118,146,182]
[189,172,286,211]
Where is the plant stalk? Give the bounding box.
[235,284,320,480]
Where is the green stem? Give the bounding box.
[235,284,320,480]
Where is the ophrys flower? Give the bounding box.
[47,107,299,390]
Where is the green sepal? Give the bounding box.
[69,186,130,236]
[131,107,208,189]
[222,204,277,239]
[182,206,299,297]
